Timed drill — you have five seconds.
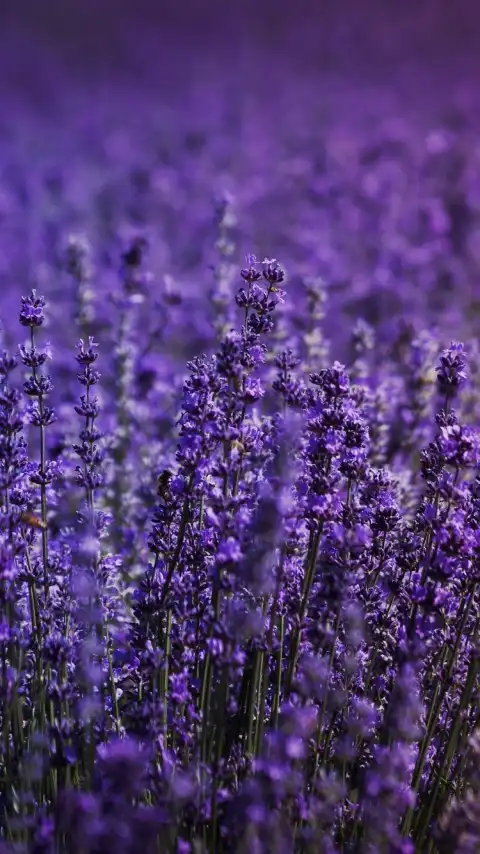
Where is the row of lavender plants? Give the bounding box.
[0,233,479,854]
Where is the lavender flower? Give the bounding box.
[1,100,480,854]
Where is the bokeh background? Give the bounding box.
[1,0,480,361]
[1,0,479,100]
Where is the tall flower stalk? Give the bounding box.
[19,290,55,601]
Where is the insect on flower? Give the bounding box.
[156,469,173,500]
[18,511,47,530]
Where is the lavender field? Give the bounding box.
[1,5,480,852]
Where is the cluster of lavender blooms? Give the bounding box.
[0,240,479,854]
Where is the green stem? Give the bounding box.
[106,639,121,736]
[270,614,284,731]
[414,619,479,846]
[402,585,476,836]
[162,609,172,740]
[285,525,323,696]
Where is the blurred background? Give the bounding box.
[1,0,480,360]
[1,0,479,108]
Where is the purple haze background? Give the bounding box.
[1,0,480,351]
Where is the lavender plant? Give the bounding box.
[1,237,480,854]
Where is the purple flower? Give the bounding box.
[436,341,468,394]
[19,289,46,328]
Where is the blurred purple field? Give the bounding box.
[1,0,480,353]
[2,0,477,374]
